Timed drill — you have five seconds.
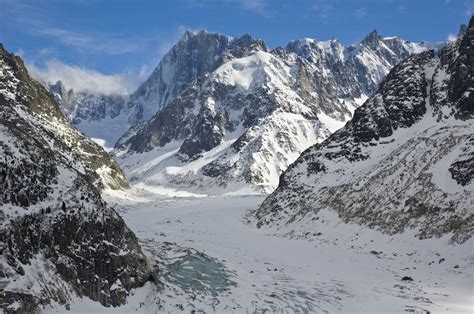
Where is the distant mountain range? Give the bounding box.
[47,28,443,194]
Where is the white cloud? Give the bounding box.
[447,33,458,42]
[17,24,190,96]
[312,0,333,19]
[26,59,142,95]
[241,0,266,13]
[184,0,267,15]
[354,7,367,18]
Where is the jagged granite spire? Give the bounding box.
[129,30,268,122]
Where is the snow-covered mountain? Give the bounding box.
[47,80,129,150]
[255,17,474,243]
[47,31,268,148]
[115,49,353,194]
[286,30,440,99]
[129,31,268,119]
[113,30,438,194]
[0,44,149,312]
[2,64,129,190]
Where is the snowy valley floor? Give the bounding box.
[50,187,473,313]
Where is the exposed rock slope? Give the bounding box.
[255,17,474,243]
[48,31,268,147]
[0,44,148,312]
[9,56,128,190]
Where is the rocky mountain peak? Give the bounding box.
[0,44,148,311]
[111,26,443,195]
[49,80,66,93]
[362,29,381,48]
[181,29,207,40]
[129,30,265,121]
[48,80,67,99]
[459,24,468,37]
[177,29,232,47]
[285,37,345,67]
[44,30,272,148]
[48,80,74,110]
[255,18,473,244]
[232,33,268,52]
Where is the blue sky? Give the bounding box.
[1,0,472,94]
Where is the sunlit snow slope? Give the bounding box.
[115,29,436,194]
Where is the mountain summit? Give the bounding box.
[47,31,269,148]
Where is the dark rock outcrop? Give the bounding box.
[0,44,128,190]
[0,44,149,312]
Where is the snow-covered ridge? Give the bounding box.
[213,51,276,91]
[112,27,441,194]
[255,17,474,243]
[46,31,268,148]
[48,29,441,152]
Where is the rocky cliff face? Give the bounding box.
[285,31,439,100]
[0,44,149,312]
[47,31,268,147]
[115,47,352,193]
[113,30,437,194]
[129,30,268,120]
[6,53,128,190]
[255,17,474,244]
